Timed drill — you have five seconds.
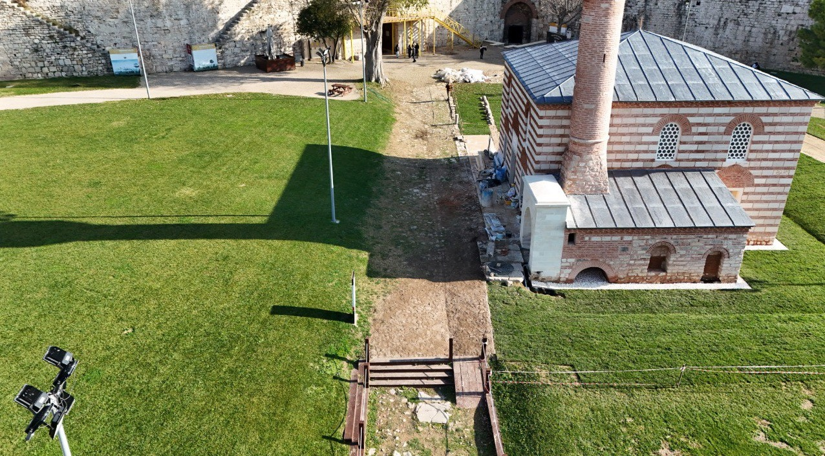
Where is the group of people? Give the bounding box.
[394,43,421,62]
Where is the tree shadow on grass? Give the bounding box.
[0,144,484,282]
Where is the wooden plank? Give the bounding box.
[684,172,733,227]
[665,172,714,226]
[568,195,595,228]
[369,363,452,371]
[486,393,508,455]
[369,379,453,387]
[604,179,634,228]
[613,174,654,227]
[585,194,616,228]
[648,172,694,227]
[701,171,754,226]
[632,174,674,227]
[343,369,359,442]
[370,371,452,379]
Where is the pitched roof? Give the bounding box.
[503,30,823,104]
[566,169,754,229]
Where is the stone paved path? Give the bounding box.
[803,133,825,163]
[0,61,363,110]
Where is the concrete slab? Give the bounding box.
[414,393,451,424]
[802,134,825,163]
[532,276,751,291]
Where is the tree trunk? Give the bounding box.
[364,18,387,84]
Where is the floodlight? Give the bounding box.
[15,385,49,413]
[44,346,73,369]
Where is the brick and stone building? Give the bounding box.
[501,0,821,284]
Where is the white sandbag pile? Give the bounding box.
[434,67,489,83]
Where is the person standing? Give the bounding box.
[479,45,487,59]
[407,44,412,59]
[414,42,420,58]
[395,43,400,58]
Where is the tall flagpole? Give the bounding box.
[128,0,151,99]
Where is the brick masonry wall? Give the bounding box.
[554,227,749,283]
[0,1,109,80]
[508,95,815,245]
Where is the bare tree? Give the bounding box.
[546,0,583,33]
[344,0,426,84]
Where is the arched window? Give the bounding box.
[648,245,671,272]
[656,122,680,161]
[727,122,753,162]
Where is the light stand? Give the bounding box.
[317,48,339,224]
[127,0,151,99]
[14,346,79,456]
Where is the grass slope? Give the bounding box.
[786,154,825,244]
[453,83,502,135]
[808,117,825,141]
[0,75,140,97]
[490,158,825,454]
[0,93,394,455]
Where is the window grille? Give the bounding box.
[655,123,680,161]
[727,122,753,161]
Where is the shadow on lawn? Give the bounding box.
[270,305,353,323]
[0,144,484,282]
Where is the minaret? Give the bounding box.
[559,0,627,194]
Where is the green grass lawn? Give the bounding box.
[766,70,825,97]
[453,83,502,135]
[0,93,394,455]
[489,156,825,454]
[0,75,140,97]
[808,117,825,140]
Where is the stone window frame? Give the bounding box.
[726,122,754,162]
[655,123,681,161]
[653,115,691,162]
[646,241,676,273]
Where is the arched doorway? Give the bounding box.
[702,251,724,283]
[573,267,609,286]
[502,1,536,44]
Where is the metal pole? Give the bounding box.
[321,55,339,224]
[682,0,692,41]
[359,1,367,102]
[351,271,357,326]
[55,424,72,456]
[128,0,151,99]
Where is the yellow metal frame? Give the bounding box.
[385,7,479,48]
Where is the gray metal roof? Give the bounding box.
[503,30,823,104]
[566,170,754,229]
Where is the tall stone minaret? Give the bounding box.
[559,0,627,194]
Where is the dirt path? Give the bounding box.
[366,49,503,359]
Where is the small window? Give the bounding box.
[567,233,576,245]
[729,188,743,202]
[648,245,670,272]
[727,122,753,162]
[656,122,680,161]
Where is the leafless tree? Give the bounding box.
[344,0,426,84]
[546,0,583,32]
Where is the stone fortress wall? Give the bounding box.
[0,0,818,80]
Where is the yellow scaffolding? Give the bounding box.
[385,7,480,48]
